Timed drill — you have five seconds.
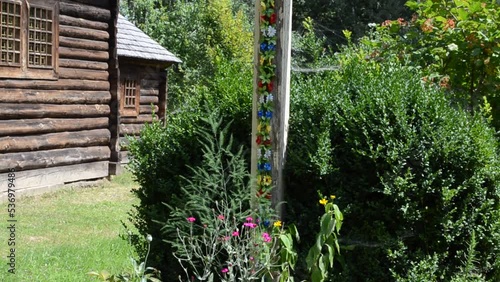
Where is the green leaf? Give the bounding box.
[280,234,292,250]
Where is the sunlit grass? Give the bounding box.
[0,172,139,282]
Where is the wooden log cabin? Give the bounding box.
[0,0,180,196]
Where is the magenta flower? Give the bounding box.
[187,217,196,223]
[232,231,240,236]
[262,232,272,243]
[244,222,257,228]
[246,216,253,222]
[217,214,225,220]
[221,268,229,273]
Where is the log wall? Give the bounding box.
[0,0,115,190]
[118,62,166,163]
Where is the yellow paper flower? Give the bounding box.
[266,125,271,133]
[257,123,262,132]
[274,220,282,228]
[330,195,336,200]
[260,57,264,65]
[263,175,272,186]
[319,198,328,205]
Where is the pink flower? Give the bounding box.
[217,214,225,220]
[246,217,253,222]
[221,268,229,273]
[262,232,272,243]
[249,256,254,261]
[232,231,240,236]
[224,236,230,241]
[244,222,257,228]
[187,217,196,223]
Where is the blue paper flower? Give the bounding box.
[268,43,275,51]
[262,219,271,228]
[266,111,273,119]
[260,42,267,52]
[264,163,271,171]
[258,110,263,118]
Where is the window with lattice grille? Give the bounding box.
[0,0,58,79]
[120,79,140,117]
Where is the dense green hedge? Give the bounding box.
[286,55,500,281]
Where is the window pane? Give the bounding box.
[0,0,21,65]
[124,80,138,109]
[28,5,53,68]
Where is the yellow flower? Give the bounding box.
[257,123,262,132]
[330,195,336,200]
[260,57,264,65]
[319,198,328,205]
[274,220,282,228]
[257,175,262,186]
[266,125,271,133]
[263,175,272,186]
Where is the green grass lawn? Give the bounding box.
[0,172,139,282]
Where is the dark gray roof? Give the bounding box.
[117,14,181,64]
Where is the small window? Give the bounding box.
[0,0,58,79]
[120,79,140,117]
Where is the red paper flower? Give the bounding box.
[256,135,263,145]
[263,139,271,146]
[267,81,273,92]
[257,189,272,199]
[261,15,267,22]
[258,81,264,89]
[270,13,277,25]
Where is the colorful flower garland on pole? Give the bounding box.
[256,0,277,201]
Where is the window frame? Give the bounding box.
[120,77,141,117]
[0,0,58,80]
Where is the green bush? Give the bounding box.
[285,54,500,281]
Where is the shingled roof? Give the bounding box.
[117,14,181,64]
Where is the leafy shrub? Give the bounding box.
[285,53,500,281]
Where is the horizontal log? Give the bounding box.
[0,79,110,90]
[60,0,110,9]
[59,67,109,81]
[0,89,111,104]
[59,46,109,61]
[140,89,158,96]
[120,114,156,124]
[0,129,110,153]
[120,151,130,164]
[0,161,109,195]
[140,105,159,114]
[120,124,145,136]
[60,25,109,41]
[141,79,160,88]
[59,59,108,70]
[0,104,109,119]
[0,146,110,172]
[60,2,111,22]
[140,96,158,105]
[59,14,109,30]
[59,36,108,51]
[0,118,109,136]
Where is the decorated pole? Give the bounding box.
[251,0,292,217]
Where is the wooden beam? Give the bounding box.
[140,95,159,105]
[60,0,111,9]
[59,67,109,81]
[0,118,109,137]
[139,105,159,114]
[271,0,293,214]
[120,124,145,136]
[0,79,110,90]
[59,2,111,22]
[0,146,111,172]
[0,161,109,198]
[59,46,109,61]
[59,59,108,70]
[60,25,109,41]
[59,36,109,51]
[140,89,158,96]
[59,14,109,30]
[120,115,156,124]
[0,89,111,104]
[0,129,110,153]
[0,104,110,119]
